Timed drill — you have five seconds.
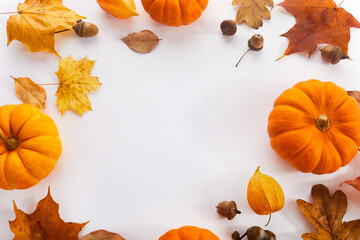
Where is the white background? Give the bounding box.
[1,0,360,239]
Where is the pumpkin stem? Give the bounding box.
[0,132,18,151]
[315,114,331,132]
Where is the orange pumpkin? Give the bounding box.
[159,226,219,240]
[0,104,62,190]
[268,80,360,174]
[141,0,209,26]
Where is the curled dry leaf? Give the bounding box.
[247,166,284,226]
[12,76,46,110]
[347,91,360,106]
[232,0,273,29]
[81,230,125,240]
[121,30,160,54]
[97,0,138,19]
[7,0,85,57]
[56,55,102,116]
[297,184,360,240]
[343,176,360,192]
[278,0,360,59]
[9,188,87,240]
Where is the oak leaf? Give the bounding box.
[232,0,273,29]
[279,0,360,58]
[97,0,138,19]
[121,30,160,54]
[81,230,125,240]
[343,176,360,192]
[7,0,85,57]
[9,188,87,240]
[12,76,47,109]
[297,184,360,240]
[56,55,101,116]
[347,91,360,106]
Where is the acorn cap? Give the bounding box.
[320,45,348,64]
[216,201,241,220]
[248,34,264,51]
[220,19,237,36]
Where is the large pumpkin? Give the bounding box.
[159,226,219,240]
[141,0,209,26]
[268,80,360,174]
[0,104,62,190]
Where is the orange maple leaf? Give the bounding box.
[9,189,87,240]
[279,0,360,58]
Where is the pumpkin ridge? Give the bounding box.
[177,0,183,24]
[13,152,42,181]
[1,153,11,189]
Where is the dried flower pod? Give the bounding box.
[232,226,276,240]
[73,20,99,37]
[248,34,264,51]
[320,45,349,64]
[216,200,241,220]
[220,20,237,36]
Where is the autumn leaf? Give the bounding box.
[347,91,360,106]
[247,166,284,226]
[56,55,101,116]
[297,184,360,240]
[9,188,87,240]
[278,0,360,59]
[97,0,138,19]
[343,176,360,192]
[121,30,160,54]
[12,76,46,109]
[81,230,125,240]
[6,0,85,57]
[232,0,273,29]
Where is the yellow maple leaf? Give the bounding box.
[7,0,85,57]
[97,0,138,19]
[232,0,273,29]
[56,55,101,116]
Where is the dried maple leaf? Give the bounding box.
[12,76,47,109]
[7,0,85,57]
[297,184,360,240]
[121,30,160,54]
[81,230,125,240]
[97,0,138,19]
[232,0,273,29]
[347,91,360,106]
[9,188,87,240]
[278,0,360,58]
[56,55,101,116]
[343,176,360,192]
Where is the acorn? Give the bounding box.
[232,226,276,240]
[236,33,264,67]
[73,20,99,37]
[220,19,237,36]
[216,201,241,220]
[248,34,264,51]
[320,45,349,64]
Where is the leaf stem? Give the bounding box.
[265,212,272,227]
[0,11,19,15]
[37,83,60,86]
[338,0,345,7]
[55,29,71,34]
[235,48,251,67]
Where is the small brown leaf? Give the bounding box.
[297,184,360,240]
[343,176,360,191]
[347,91,360,106]
[81,230,125,240]
[12,76,46,109]
[121,30,160,54]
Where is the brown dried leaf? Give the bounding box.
[343,176,360,192]
[81,230,125,240]
[232,0,273,29]
[9,188,87,240]
[12,76,46,110]
[121,30,160,54]
[347,91,360,106]
[297,184,360,240]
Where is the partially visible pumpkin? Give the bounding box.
[268,80,360,174]
[159,226,219,240]
[0,104,62,190]
[141,0,209,26]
